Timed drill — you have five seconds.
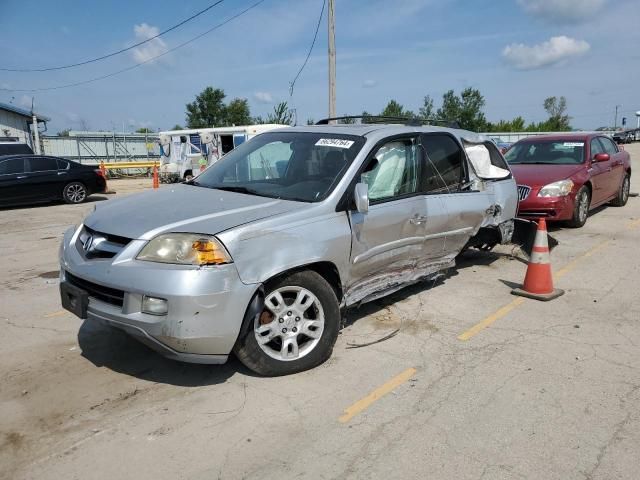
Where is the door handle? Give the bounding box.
[57,171,68,175]
[17,175,27,179]
[409,215,428,225]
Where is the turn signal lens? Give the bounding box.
[192,239,230,265]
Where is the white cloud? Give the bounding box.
[517,0,607,23]
[131,23,167,64]
[502,35,590,69]
[362,79,378,88]
[253,91,273,103]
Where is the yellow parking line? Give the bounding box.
[457,298,525,341]
[339,368,417,423]
[458,238,615,342]
[44,310,67,318]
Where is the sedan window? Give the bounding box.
[599,137,618,155]
[29,157,59,172]
[505,140,585,165]
[590,138,606,157]
[0,158,25,175]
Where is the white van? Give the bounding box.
[158,124,288,182]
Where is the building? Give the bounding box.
[0,101,50,149]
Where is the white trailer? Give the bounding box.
[158,124,288,182]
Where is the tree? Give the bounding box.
[57,129,71,137]
[135,127,153,134]
[543,96,571,131]
[306,118,315,125]
[172,124,184,130]
[437,88,487,131]
[185,87,228,128]
[340,114,356,124]
[256,101,294,125]
[225,98,251,126]
[380,100,413,118]
[419,95,435,120]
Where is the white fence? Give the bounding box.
[41,131,160,165]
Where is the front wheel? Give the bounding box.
[234,271,340,376]
[567,186,590,228]
[611,173,630,207]
[62,182,88,204]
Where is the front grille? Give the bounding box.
[517,185,531,201]
[77,226,131,259]
[65,272,124,307]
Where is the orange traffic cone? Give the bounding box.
[511,218,564,301]
[152,163,159,189]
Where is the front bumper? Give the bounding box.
[59,226,258,363]
[517,189,574,221]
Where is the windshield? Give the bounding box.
[504,140,585,165]
[190,131,365,202]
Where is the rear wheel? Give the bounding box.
[567,186,590,228]
[62,182,88,204]
[611,173,630,207]
[234,271,340,376]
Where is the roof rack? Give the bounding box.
[315,115,461,129]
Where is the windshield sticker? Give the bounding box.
[563,142,584,147]
[315,138,355,149]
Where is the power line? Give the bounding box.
[289,0,325,96]
[0,0,225,72]
[0,0,267,93]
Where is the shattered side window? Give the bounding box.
[421,134,463,193]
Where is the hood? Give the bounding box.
[84,184,306,240]
[509,163,585,187]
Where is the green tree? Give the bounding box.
[135,127,153,134]
[380,100,413,118]
[257,101,294,125]
[186,87,227,128]
[225,98,251,126]
[57,129,71,137]
[172,124,184,130]
[418,95,435,120]
[437,88,487,131]
[543,96,571,131]
[340,114,356,124]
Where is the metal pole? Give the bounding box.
[32,113,41,154]
[328,0,336,121]
[614,105,620,130]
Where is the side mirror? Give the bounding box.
[354,182,369,214]
[593,153,610,162]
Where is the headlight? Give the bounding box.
[538,179,574,197]
[137,233,232,265]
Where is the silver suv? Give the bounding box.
[59,121,517,376]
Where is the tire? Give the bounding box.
[567,186,590,228]
[233,271,340,376]
[62,182,88,204]
[611,173,630,207]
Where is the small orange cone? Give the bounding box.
[152,163,159,189]
[511,218,564,301]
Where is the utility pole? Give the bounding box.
[31,97,41,154]
[614,105,621,130]
[328,0,336,121]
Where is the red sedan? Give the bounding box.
[505,134,631,227]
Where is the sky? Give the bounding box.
[0,0,638,133]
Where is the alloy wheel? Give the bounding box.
[66,184,87,203]
[254,286,325,361]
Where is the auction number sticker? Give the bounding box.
[315,138,355,149]
[563,142,584,147]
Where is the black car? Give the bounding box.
[0,155,107,207]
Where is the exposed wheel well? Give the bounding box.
[582,181,592,197]
[266,262,343,303]
[183,169,193,179]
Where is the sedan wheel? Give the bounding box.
[234,271,340,376]
[611,174,630,207]
[63,182,88,204]
[568,186,590,228]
